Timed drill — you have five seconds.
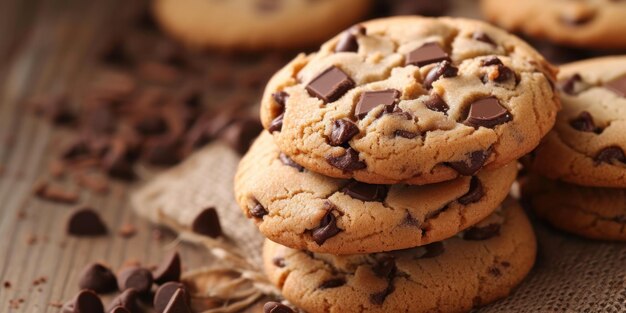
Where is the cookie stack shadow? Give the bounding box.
[234,16,562,312]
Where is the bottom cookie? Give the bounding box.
[523,175,626,241]
[263,198,536,313]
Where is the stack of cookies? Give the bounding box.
[235,16,560,312]
[524,56,626,242]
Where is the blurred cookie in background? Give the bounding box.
[152,0,372,51]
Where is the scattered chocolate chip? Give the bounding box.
[153,251,181,285]
[311,210,341,245]
[63,290,104,313]
[67,207,108,237]
[154,282,191,313]
[263,301,294,313]
[249,202,269,218]
[472,32,495,45]
[463,223,501,240]
[268,113,284,133]
[272,257,286,268]
[356,89,400,119]
[372,256,396,278]
[78,263,117,294]
[558,73,583,95]
[405,42,450,67]
[162,287,192,313]
[272,91,289,107]
[326,147,366,171]
[107,289,142,313]
[220,117,263,154]
[594,146,626,165]
[421,242,445,258]
[335,25,366,53]
[423,60,458,89]
[319,278,346,289]
[394,130,418,139]
[34,182,79,204]
[117,267,153,294]
[458,177,484,205]
[31,94,76,126]
[605,75,626,97]
[423,93,449,114]
[191,207,222,238]
[329,119,360,146]
[447,149,492,176]
[306,66,355,103]
[465,97,512,128]
[570,111,599,133]
[341,180,388,202]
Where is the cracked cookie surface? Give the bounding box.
[235,132,517,254]
[481,0,626,49]
[523,175,626,242]
[260,16,558,185]
[529,56,626,188]
[263,198,536,313]
[152,0,370,50]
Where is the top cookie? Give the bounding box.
[261,16,559,185]
[481,0,626,50]
[529,56,626,188]
[152,0,371,51]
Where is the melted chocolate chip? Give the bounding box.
[319,278,346,289]
[570,111,599,133]
[326,148,366,171]
[263,302,294,313]
[423,93,449,114]
[306,66,355,103]
[472,32,495,45]
[330,119,360,146]
[272,91,289,107]
[594,146,626,165]
[341,180,388,202]
[335,25,366,53]
[465,97,512,128]
[405,42,450,67]
[448,149,492,176]
[191,207,222,238]
[356,89,400,119]
[249,202,268,218]
[78,263,117,294]
[558,74,583,95]
[394,130,418,139]
[369,256,397,305]
[423,60,458,89]
[463,223,501,240]
[421,242,445,258]
[458,177,484,205]
[403,212,420,227]
[279,153,304,172]
[272,257,286,268]
[311,210,341,245]
[268,113,284,133]
[605,75,626,97]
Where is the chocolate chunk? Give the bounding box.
[306,66,355,103]
[558,73,582,95]
[272,91,289,107]
[594,146,626,165]
[605,75,626,97]
[341,181,388,202]
[423,93,449,114]
[154,282,191,313]
[162,288,192,313]
[570,111,598,133]
[263,302,294,313]
[153,251,181,285]
[335,25,366,53]
[107,289,142,313]
[458,177,484,205]
[67,208,108,237]
[78,263,117,294]
[268,113,284,133]
[448,149,492,176]
[394,130,418,139]
[330,119,360,146]
[311,210,341,245]
[63,290,104,313]
[326,148,366,171]
[319,278,346,289]
[249,203,269,218]
[272,257,286,268]
[405,42,450,67]
[463,223,501,240]
[423,60,458,89]
[421,242,445,258]
[472,32,495,45]
[191,207,222,238]
[117,267,153,294]
[465,97,512,128]
[355,89,400,119]
[279,153,304,172]
[102,139,136,181]
[110,306,131,313]
[482,57,513,83]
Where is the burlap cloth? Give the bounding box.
[132,143,626,313]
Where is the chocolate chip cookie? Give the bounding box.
[261,16,558,185]
[481,0,626,49]
[263,197,536,313]
[235,132,518,254]
[523,175,626,242]
[529,56,626,188]
[152,0,371,51]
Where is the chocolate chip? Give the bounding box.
[341,180,388,202]
[330,119,360,146]
[78,263,117,294]
[463,223,501,240]
[67,208,108,237]
[594,146,626,165]
[249,202,269,218]
[311,210,341,245]
[319,278,346,289]
[335,25,366,53]
[272,257,286,268]
[263,301,294,313]
[153,251,181,285]
[370,285,395,305]
[423,60,458,89]
[403,212,420,227]
[117,267,153,295]
[154,282,191,313]
[355,89,400,119]
[482,57,513,83]
[423,93,449,114]
[394,130,418,139]
[109,306,131,313]
[465,97,512,128]
[162,287,192,313]
[191,207,222,238]
[279,153,304,172]
[63,290,104,313]
[107,289,142,313]
[570,111,598,133]
[482,56,503,66]
[371,255,396,278]
[558,73,582,95]
[306,66,355,103]
[220,117,263,154]
[472,32,495,45]
[272,91,289,107]
[405,42,450,67]
[605,75,626,97]
[268,113,284,133]
[447,149,492,176]
[102,139,136,181]
[326,147,366,171]
[421,242,445,258]
[458,177,484,205]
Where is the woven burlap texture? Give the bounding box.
[132,142,626,313]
